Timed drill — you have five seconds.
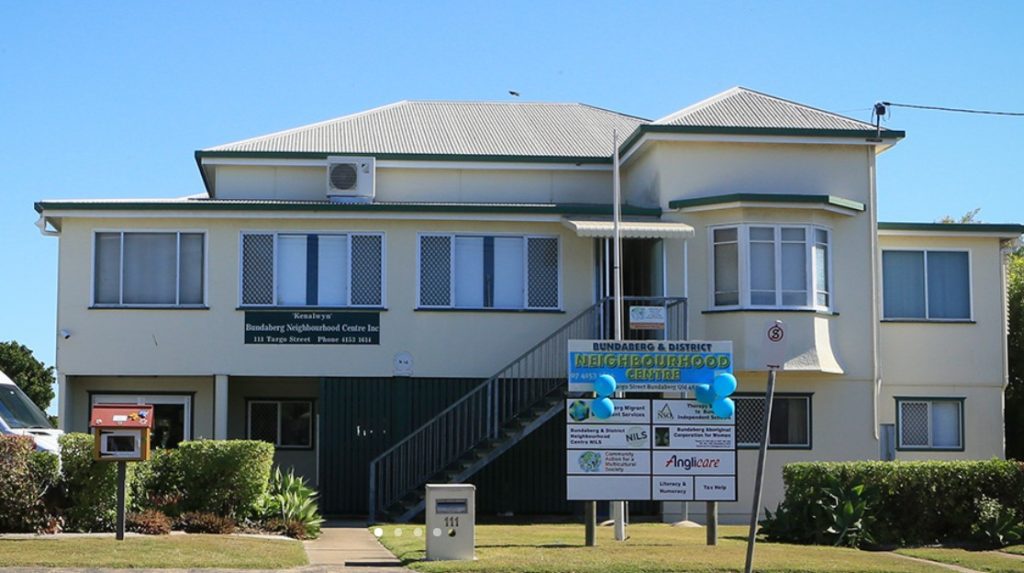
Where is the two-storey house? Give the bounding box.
[35,87,1021,522]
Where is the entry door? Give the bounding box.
[595,238,666,339]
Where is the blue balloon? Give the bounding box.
[712,397,735,419]
[592,397,615,419]
[712,373,737,398]
[594,374,617,398]
[694,384,715,405]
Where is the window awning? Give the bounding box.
[561,217,695,239]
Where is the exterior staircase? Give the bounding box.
[368,296,687,523]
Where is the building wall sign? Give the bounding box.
[565,398,736,501]
[244,311,380,345]
[568,340,733,392]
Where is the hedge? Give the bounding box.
[0,435,59,532]
[59,433,131,531]
[767,460,1024,546]
[174,440,275,519]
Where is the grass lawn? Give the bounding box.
[1004,546,1024,556]
[0,534,308,569]
[373,523,943,573]
[897,547,1024,573]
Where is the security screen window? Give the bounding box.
[735,394,811,448]
[417,234,559,309]
[897,398,963,450]
[248,400,313,449]
[710,225,829,310]
[882,250,970,320]
[94,232,205,306]
[240,232,383,307]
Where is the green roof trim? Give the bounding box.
[619,124,905,156]
[668,193,865,212]
[34,200,662,217]
[878,222,1024,234]
[195,149,614,164]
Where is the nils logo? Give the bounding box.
[625,426,649,448]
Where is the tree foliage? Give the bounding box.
[1006,247,1024,460]
[0,341,55,413]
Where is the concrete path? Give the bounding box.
[303,521,410,571]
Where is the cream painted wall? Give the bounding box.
[622,142,872,209]
[66,375,215,439]
[213,164,613,204]
[878,235,1007,387]
[55,217,595,379]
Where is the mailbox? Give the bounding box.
[425,483,475,561]
[89,404,154,462]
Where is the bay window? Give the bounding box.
[710,225,830,310]
[240,232,384,307]
[417,234,560,310]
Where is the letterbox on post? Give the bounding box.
[425,484,475,561]
[90,404,154,461]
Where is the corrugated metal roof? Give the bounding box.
[561,217,694,239]
[206,101,648,158]
[654,87,887,132]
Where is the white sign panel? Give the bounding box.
[567,450,651,475]
[652,399,734,425]
[762,320,787,370]
[653,477,694,501]
[653,425,734,450]
[567,476,651,500]
[567,425,650,449]
[652,450,736,476]
[566,399,650,424]
[629,306,666,330]
[566,398,737,502]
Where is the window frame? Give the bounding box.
[894,396,965,451]
[91,230,208,308]
[415,232,562,311]
[708,224,832,312]
[89,392,194,445]
[733,392,813,450]
[881,248,973,322]
[245,398,315,450]
[238,230,386,309]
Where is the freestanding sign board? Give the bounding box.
[90,404,154,541]
[565,398,737,502]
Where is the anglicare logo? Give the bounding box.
[657,403,674,420]
[568,400,591,422]
[663,454,721,471]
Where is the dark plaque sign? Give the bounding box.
[244,311,380,345]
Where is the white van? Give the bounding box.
[0,371,62,453]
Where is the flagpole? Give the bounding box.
[611,130,627,541]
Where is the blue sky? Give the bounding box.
[1,1,1022,412]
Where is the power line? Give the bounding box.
[880,101,1024,117]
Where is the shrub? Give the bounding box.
[0,435,56,532]
[763,460,1024,547]
[972,496,1024,548]
[175,440,274,519]
[255,468,324,539]
[59,432,133,532]
[176,511,236,534]
[127,509,172,535]
[132,448,184,515]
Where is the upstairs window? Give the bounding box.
[711,225,830,310]
[417,234,560,310]
[882,250,970,320]
[240,232,384,307]
[94,231,205,306]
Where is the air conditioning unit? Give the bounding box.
[326,156,375,202]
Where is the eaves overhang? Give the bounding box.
[669,193,866,215]
[878,222,1024,239]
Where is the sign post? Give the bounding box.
[744,321,786,573]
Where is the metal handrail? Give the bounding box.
[368,296,687,522]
